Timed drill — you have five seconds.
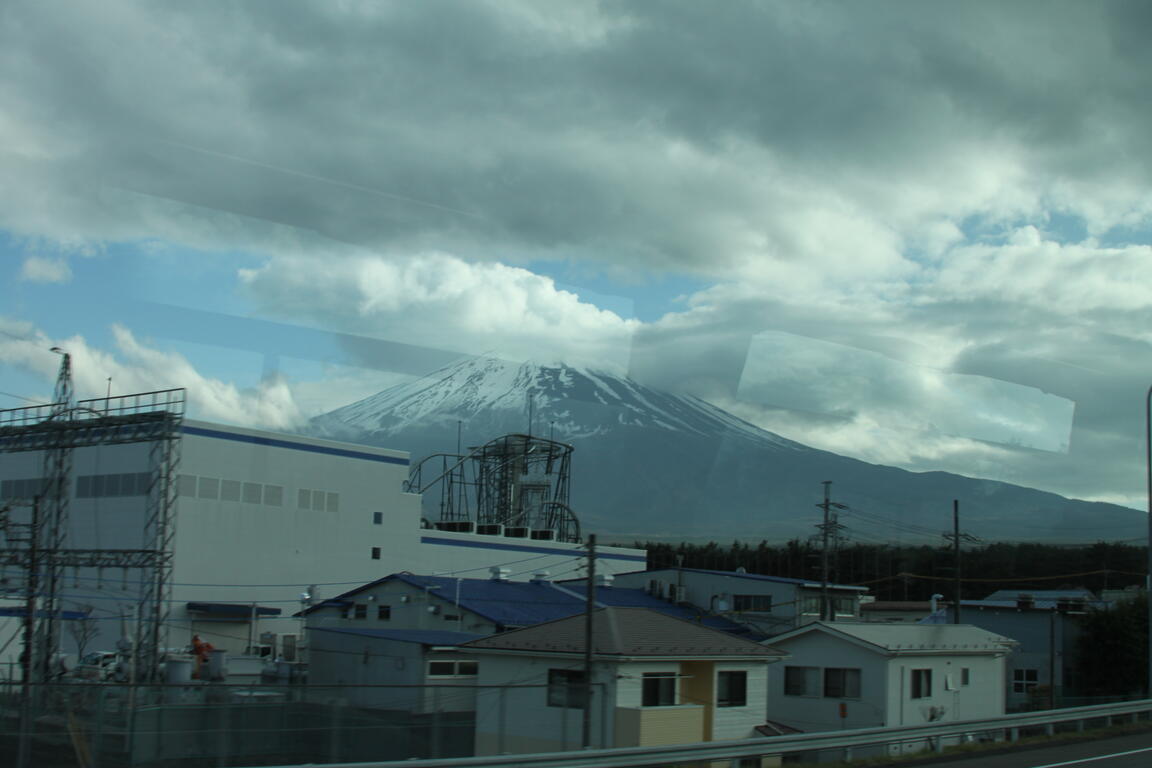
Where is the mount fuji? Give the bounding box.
[308,357,1144,544]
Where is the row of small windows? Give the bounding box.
[298,487,339,512]
[785,666,862,698]
[343,603,392,621]
[2,474,150,500]
[547,669,747,709]
[78,473,152,498]
[177,474,284,506]
[0,476,53,499]
[785,666,969,700]
[5,474,341,512]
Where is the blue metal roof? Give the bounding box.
[305,572,751,633]
[588,567,867,591]
[312,627,483,645]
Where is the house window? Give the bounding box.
[833,596,856,615]
[824,668,861,699]
[547,669,586,708]
[371,547,381,559]
[1013,668,1039,694]
[799,596,822,615]
[733,595,773,612]
[961,668,970,686]
[373,512,383,524]
[642,673,677,706]
[353,604,367,620]
[377,605,391,620]
[428,661,455,676]
[717,671,748,707]
[428,660,476,677]
[784,666,820,697]
[911,669,932,699]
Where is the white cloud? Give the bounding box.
[19,256,72,283]
[0,318,304,430]
[930,227,1152,316]
[239,253,640,373]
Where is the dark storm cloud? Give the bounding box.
[3,0,1152,506]
[4,0,1149,269]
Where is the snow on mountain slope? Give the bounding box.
[307,356,1145,543]
[313,356,805,449]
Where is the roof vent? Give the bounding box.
[595,573,615,588]
[530,571,551,584]
[490,567,511,582]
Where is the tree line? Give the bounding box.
[626,539,1147,602]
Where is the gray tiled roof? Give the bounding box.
[773,621,1016,652]
[461,607,786,658]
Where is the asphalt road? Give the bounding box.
[908,731,1152,768]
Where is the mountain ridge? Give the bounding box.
[307,357,1144,543]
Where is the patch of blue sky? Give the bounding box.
[955,211,1090,246]
[0,367,54,407]
[1095,219,1152,248]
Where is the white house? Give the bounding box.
[765,622,1016,741]
[595,567,868,636]
[461,607,787,756]
[925,590,1107,708]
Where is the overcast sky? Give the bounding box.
[3,1,1151,510]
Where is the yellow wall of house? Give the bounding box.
[679,660,715,739]
[614,705,705,747]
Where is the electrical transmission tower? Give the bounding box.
[0,350,185,684]
[815,481,847,622]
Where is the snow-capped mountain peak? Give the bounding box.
[312,355,800,447]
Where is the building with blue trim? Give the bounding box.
[0,419,646,669]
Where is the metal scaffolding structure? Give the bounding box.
[406,433,581,543]
[0,357,185,684]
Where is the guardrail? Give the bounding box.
[241,697,1152,768]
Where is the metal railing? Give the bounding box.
[238,697,1152,768]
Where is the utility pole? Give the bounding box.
[582,534,596,748]
[815,482,846,622]
[942,499,979,623]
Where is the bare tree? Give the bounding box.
[67,605,100,662]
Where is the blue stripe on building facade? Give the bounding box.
[420,535,647,562]
[182,425,408,466]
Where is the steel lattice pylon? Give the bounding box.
[0,386,185,684]
[406,433,580,543]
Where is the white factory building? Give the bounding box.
[0,417,646,670]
